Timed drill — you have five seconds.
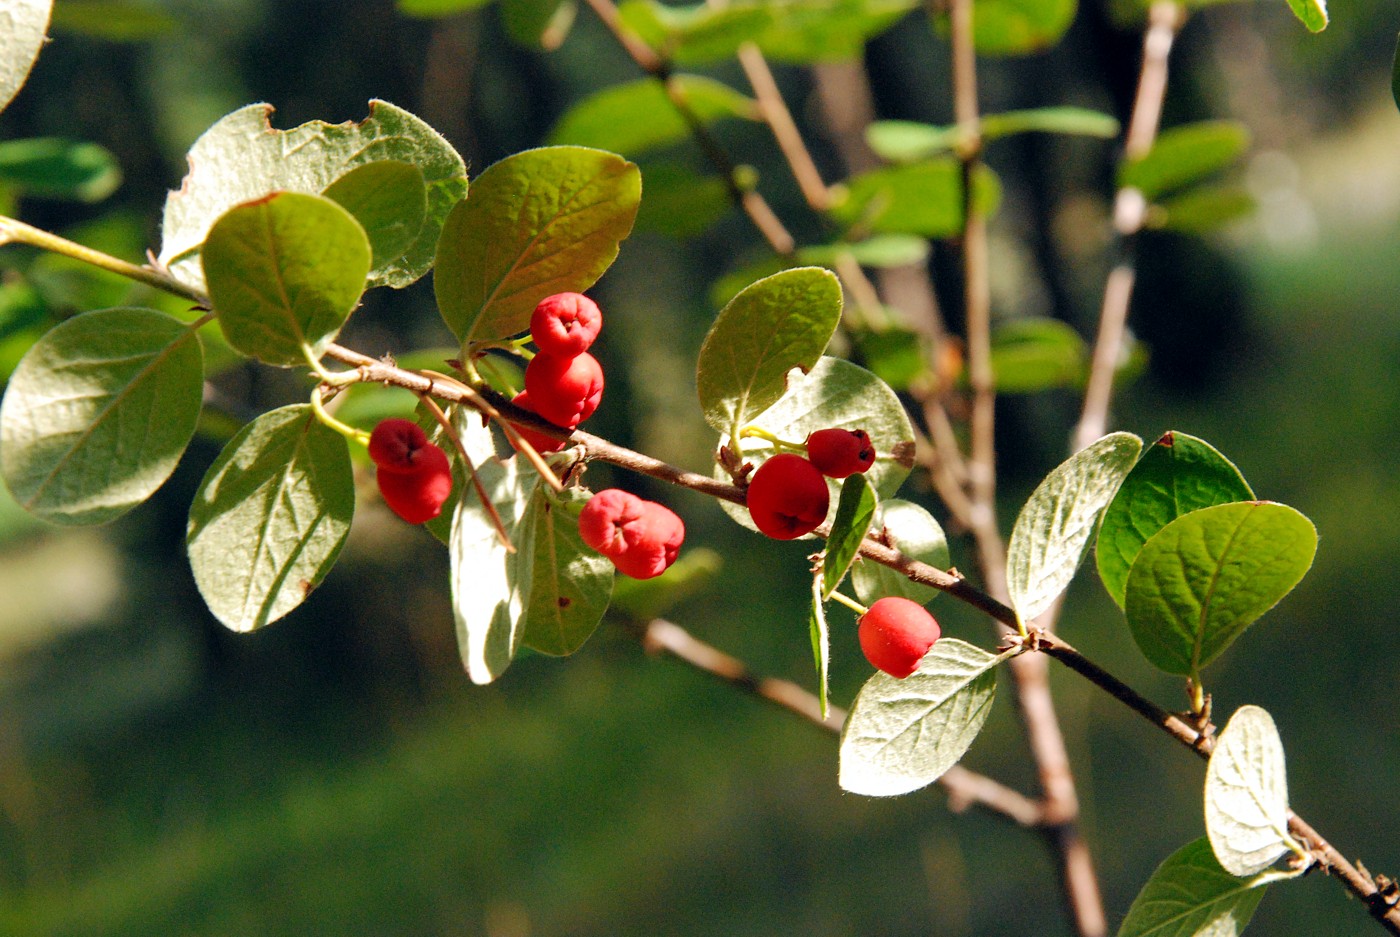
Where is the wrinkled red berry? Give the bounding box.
[369,418,435,473]
[506,390,571,454]
[578,489,685,579]
[806,427,876,478]
[369,421,453,524]
[524,351,604,427]
[746,453,829,540]
[858,596,941,678]
[530,292,602,357]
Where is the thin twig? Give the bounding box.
[736,44,832,212]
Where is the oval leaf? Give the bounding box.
[1006,431,1142,623]
[158,100,466,291]
[434,146,640,343]
[1117,838,1272,937]
[1097,431,1254,608]
[822,473,877,599]
[990,317,1087,394]
[549,74,756,157]
[1119,121,1250,201]
[696,266,842,435]
[1124,501,1318,675]
[852,499,950,606]
[520,487,614,657]
[839,638,998,797]
[203,191,371,367]
[0,0,51,114]
[616,0,775,64]
[756,0,915,63]
[1,307,204,525]
[322,160,428,273]
[1286,0,1326,32]
[186,405,355,632]
[1206,705,1294,877]
[0,138,121,202]
[970,0,1075,55]
[829,159,1001,237]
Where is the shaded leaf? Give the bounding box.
[1206,705,1294,877]
[617,0,774,64]
[186,405,355,632]
[0,138,120,202]
[520,487,614,656]
[830,159,1001,237]
[1150,187,1255,233]
[867,108,1116,163]
[1124,502,1317,675]
[399,0,496,16]
[990,316,1087,393]
[810,574,831,718]
[610,547,722,620]
[1,307,203,525]
[434,146,640,343]
[1117,838,1274,937]
[823,473,877,598]
[1006,432,1142,623]
[854,326,926,392]
[0,0,50,114]
[969,0,1076,55]
[635,162,730,238]
[1119,121,1250,201]
[852,499,950,606]
[501,0,576,48]
[839,638,998,796]
[322,160,427,273]
[757,0,915,63]
[48,1,177,40]
[549,75,756,157]
[799,234,929,269]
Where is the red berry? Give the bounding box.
[375,438,453,524]
[524,351,604,427]
[369,418,436,473]
[746,453,830,540]
[530,292,602,357]
[506,390,571,454]
[578,489,685,579]
[806,427,876,478]
[858,597,941,678]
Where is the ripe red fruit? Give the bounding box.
[368,418,435,472]
[806,427,876,478]
[858,596,941,678]
[530,292,602,357]
[506,390,571,454]
[578,489,685,579]
[746,453,830,540]
[368,420,454,524]
[523,351,604,427]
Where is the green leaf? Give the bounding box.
[1119,121,1250,201]
[635,163,731,238]
[202,191,372,368]
[830,160,1001,237]
[616,0,774,64]
[0,138,121,202]
[990,317,1087,393]
[434,146,640,344]
[868,109,1117,163]
[696,267,843,435]
[398,0,496,16]
[1150,187,1255,234]
[756,0,916,63]
[854,326,927,392]
[158,101,466,291]
[1117,838,1274,937]
[1124,502,1318,675]
[0,307,203,525]
[823,473,877,599]
[451,453,538,684]
[852,499,950,606]
[839,638,999,796]
[322,161,427,274]
[186,404,355,632]
[549,75,756,157]
[866,121,960,163]
[799,234,929,269]
[48,2,177,40]
[1097,431,1254,608]
[501,0,576,48]
[1285,0,1326,32]
[810,574,831,718]
[970,0,1076,55]
[520,487,614,656]
[1006,432,1142,623]
[1206,705,1295,877]
[0,0,51,114]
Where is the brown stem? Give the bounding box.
[737,44,832,212]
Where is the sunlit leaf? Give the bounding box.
[757,0,915,63]
[1,307,203,525]
[852,499,950,606]
[830,159,1001,237]
[823,473,877,598]
[1285,0,1326,32]
[398,0,496,16]
[1124,502,1317,675]
[617,0,773,64]
[549,75,756,157]
[839,638,998,796]
[1206,705,1295,877]
[187,405,355,632]
[1119,121,1250,201]
[868,108,1116,163]
[0,0,51,114]
[969,0,1076,55]
[0,138,120,202]
[520,486,614,656]
[989,317,1087,393]
[1117,838,1276,937]
[322,161,427,273]
[799,234,929,269]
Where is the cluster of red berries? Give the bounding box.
[509,293,605,453]
[858,596,941,678]
[369,418,454,524]
[746,428,876,540]
[578,489,685,579]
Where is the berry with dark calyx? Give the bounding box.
[858,596,941,678]
[369,422,454,524]
[369,418,436,473]
[506,390,571,454]
[524,351,604,427]
[806,427,876,479]
[746,453,830,540]
[530,292,602,357]
[578,489,685,579]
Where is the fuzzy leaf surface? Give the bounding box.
[696,267,842,435]
[158,101,466,291]
[549,75,756,157]
[186,405,354,632]
[321,160,427,272]
[1124,502,1317,675]
[1,307,203,525]
[1006,432,1142,623]
[520,487,614,657]
[1097,431,1254,608]
[0,0,51,114]
[839,639,998,797]
[852,499,950,606]
[434,146,640,343]
[823,473,877,599]
[1118,121,1249,201]
[1117,838,1275,937]
[1206,705,1293,876]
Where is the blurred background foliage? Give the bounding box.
[0,0,1398,934]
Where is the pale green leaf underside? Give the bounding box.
[696,266,843,434]
[203,191,371,367]
[1,307,203,526]
[1006,431,1142,623]
[549,74,757,157]
[158,100,466,291]
[434,146,640,344]
[852,499,950,606]
[1285,0,1326,32]
[0,0,51,114]
[1206,705,1293,877]
[1117,838,1272,937]
[839,638,998,797]
[823,473,877,599]
[520,487,614,657]
[186,405,355,632]
[1124,501,1317,675]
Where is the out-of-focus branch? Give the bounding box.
[736,45,832,212]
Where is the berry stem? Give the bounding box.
[740,425,806,452]
[309,386,370,446]
[826,590,869,617]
